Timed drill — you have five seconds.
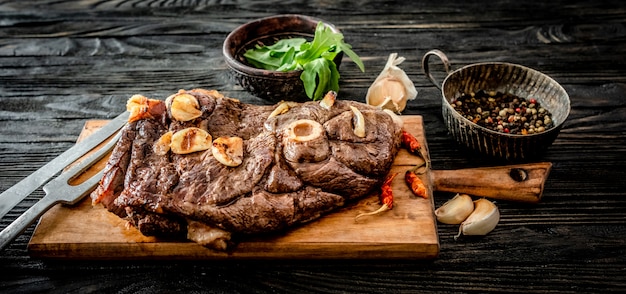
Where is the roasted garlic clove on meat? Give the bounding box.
[455,198,500,240]
[282,119,330,163]
[167,91,203,122]
[126,94,162,122]
[170,127,212,154]
[319,91,337,110]
[350,106,366,138]
[127,94,149,119]
[153,131,173,155]
[366,53,417,113]
[435,193,474,225]
[212,136,244,167]
[268,101,299,118]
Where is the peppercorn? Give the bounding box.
[450,90,554,135]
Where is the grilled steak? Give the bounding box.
[91,89,402,250]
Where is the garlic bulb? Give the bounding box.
[435,194,474,225]
[366,53,417,113]
[455,198,500,240]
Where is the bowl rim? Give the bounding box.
[222,14,340,77]
[441,61,571,138]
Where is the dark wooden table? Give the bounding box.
[1,0,625,292]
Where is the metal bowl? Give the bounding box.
[223,14,342,102]
[422,49,570,161]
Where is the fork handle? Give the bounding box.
[0,196,58,250]
[432,162,552,203]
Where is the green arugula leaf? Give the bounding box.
[243,22,364,100]
[243,38,306,70]
[335,41,365,73]
[265,37,307,51]
[301,58,340,101]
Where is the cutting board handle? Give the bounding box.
[431,162,552,203]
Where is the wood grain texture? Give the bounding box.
[1,0,625,293]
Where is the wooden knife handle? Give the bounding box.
[431,162,552,203]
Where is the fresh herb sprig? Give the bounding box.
[243,22,365,101]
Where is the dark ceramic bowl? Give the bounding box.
[223,14,342,102]
[422,49,571,161]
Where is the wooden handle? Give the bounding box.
[431,162,552,203]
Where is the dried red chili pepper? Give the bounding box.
[405,169,427,199]
[401,129,422,155]
[379,172,396,209]
[355,172,398,221]
[401,129,430,170]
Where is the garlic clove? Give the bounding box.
[350,106,366,138]
[319,91,337,110]
[435,193,474,225]
[455,198,500,240]
[126,94,162,122]
[372,96,396,112]
[268,102,290,118]
[168,92,203,122]
[366,53,417,113]
[170,127,212,155]
[126,94,149,118]
[153,131,173,155]
[268,101,299,119]
[211,136,244,167]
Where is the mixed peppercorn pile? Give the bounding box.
[450,90,554,135]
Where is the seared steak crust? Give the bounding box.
[91,89,402,246]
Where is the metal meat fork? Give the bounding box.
[0,113,128,250]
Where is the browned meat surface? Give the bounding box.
[91,89,402,249]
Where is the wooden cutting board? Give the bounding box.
[28,115,439,260]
